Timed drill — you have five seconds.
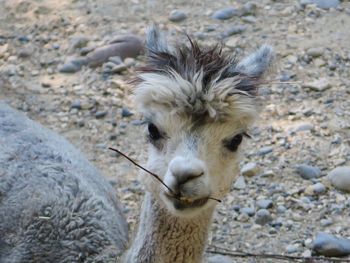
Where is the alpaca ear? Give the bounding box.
[235,45,274,77]
[146,25,169,54]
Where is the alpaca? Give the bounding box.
[0,102,129,263]
[0,27,273,263]
[123,27,273,263]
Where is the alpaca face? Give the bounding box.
[134,26,273,218]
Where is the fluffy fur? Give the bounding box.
[125,26,274,263]
[0,103,128,263]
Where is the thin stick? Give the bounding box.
[207,245,350,262]
[109,147,175,195]
[108,147,221,203]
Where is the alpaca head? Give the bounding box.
[134,26,274,218]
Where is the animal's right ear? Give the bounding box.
[146,25,169,54]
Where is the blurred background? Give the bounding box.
[0,0,350,261]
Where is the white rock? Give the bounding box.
[233,176,246,190]
[327,166,350,192]
[241,162,260,177]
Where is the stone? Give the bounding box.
[256,199,273,209]
[302,78,332,91]
[242,2,257,15]
[70,36,89,49]
[255,209,273,226]
[306,47,324,57]
[300,0,340,9]
[121,108,133,118]
[296,164,321,180]
[327,166,350,192]
[59,62,81,73]
[257,146,273,156]
[320,218,333,227]
[221,25,247,38]
[233,176,246,190]
[305,183,326,195]
[241,16,257,24]
[312,232,350,257]
[208,255,233,263]
[291,123,314,133]
[71,100,82,110]
[241,162,260,177]
[169,10,187,22]
[240,207,255,216]
[277,205,287,214]
[286,244,300,254]
[212,7,240,20]
[95,111,108,119]
[108,56,123,65]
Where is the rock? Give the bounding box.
[221,25,247,38]
[58,62,81,73]
[277,205,287,214]
[87,35,143,67]
[124,58,136,67]
[240,207,255,216]
[300,0,340,9]
[305,183,326,195]
[296,164,321,180]
[95,111,108,119]
[291,123,314,133]
[320,218,333,227]
[257,146,273,156]
[121,108,133,118]
[241,162,260,177]
[241,16,257,24]
[71,100,82,110]
[255,209,273,226]
[70,36,89,49]
[108,56,123,65]
[327,166,350,192]
[111,64,127,74]
[225,37,239,49]
[169,10,187,22]
[260,170,275,178]
[17,48,31,58]
[242,2,257,15]
[312,232,350,257]
[233,176,246,190]
[207,255,233,263]
[212,7,240,20]
[306,47,324,57]
[256,199,273,209]
[286,244,300,254]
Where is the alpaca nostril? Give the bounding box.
[176,172,204,187]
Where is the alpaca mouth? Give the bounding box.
[166,195,209,210]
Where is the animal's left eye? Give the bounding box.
[225,134,243,152]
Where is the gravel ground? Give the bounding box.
[1,0,350,262]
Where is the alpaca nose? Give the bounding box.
[167,157,206,196]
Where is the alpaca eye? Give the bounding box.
[225,134,243,152]
[148,123,162,141]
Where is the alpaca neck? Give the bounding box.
[125,192,214,263]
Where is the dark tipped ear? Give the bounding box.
[146,25,169,54]
[235,45,274,77]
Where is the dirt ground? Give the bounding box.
[1,0,350,262]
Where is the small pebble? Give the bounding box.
[121,108,133,118]
[169,10,187,22]
[240,207,255,216]
[241,162,260,177]
[95,111,108,119]
[255,209,273,226]
[212,7,240,20]
[296,164,321,180]
[256,199,273,209]
[233,176,246,190]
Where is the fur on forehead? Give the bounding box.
[134,26,273,122]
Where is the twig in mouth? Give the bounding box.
[108,147,221,203]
